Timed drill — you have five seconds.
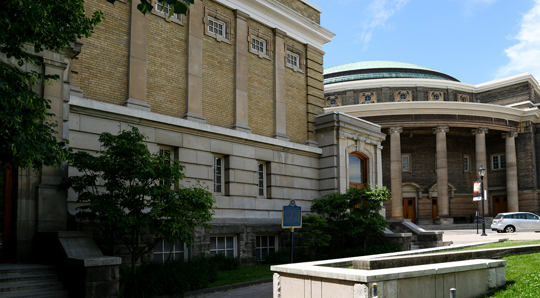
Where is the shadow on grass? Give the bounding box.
[475,281,515,298]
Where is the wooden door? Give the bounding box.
[402,198,416,223]
[432,198,438,223]
[493,196,508,217]
[1,165,14,263]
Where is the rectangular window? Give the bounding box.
[492,154,506,170]
[402,154,411,172]
[256,235,277,261]
[257,162,266,198]
[286,52,300,69]
[154,239,186,263]
[208,17,225,38]
[156,2,178,19]
[213,155,223,194]
[251,36,266,55]
[463,156,470,172]
[210,236,236,257]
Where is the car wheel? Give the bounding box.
[504,226,515,233]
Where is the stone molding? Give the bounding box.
[388,127,403,134]
[433,125,449,133]
[472,127,489,135]
[248,27,272,60]
[360,91,377,104]
[394,90,412,102]
[43,58,68,70]
[284,43,305,73]
[458,94,470,102]
[502,132,519,138]
[124,98,151,112]
[428,91,444,101]
[325,95,341,107]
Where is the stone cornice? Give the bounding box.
[326,102,540,124]
[324,73,540,95]
[70,97,322,155]
[216,0,335,50]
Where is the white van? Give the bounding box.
[491,212,540,233]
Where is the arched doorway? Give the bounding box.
[349,153,367,189]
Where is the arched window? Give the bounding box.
[349,153,367,189]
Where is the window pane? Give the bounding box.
[215,184,221,193]
[226,250,234,257]
[262,250,268,259]
[175,253,183,260]
[226,236,233,249]
[155,241,163,252]
[349,155,363,183]
[269,247,275,253]
[262,236,267,247]
[256,236,260,247]
[164,253,171,262]
[256,249,261,260]
[210,238,216,250]
[218,237,225,249]
[154,254,162,263]
[210,251,216,256]
[259,187,264,196]
[164,240,173,252]
[269,236,275,247]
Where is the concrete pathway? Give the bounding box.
[441,229,540,245]
[193,282,272,298]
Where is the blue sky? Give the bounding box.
[315,0,540,85]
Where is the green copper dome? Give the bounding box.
[323,61,459,84]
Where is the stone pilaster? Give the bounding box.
[185,0,206,123]
[126,0,150,111]
[472,128,489,214]
[305,44,325,146]
[388,127,403,219]
[273,28,289,141]
[434,125,450,219]
[503,132,519,212]
[232,10,251,132]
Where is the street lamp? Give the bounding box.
[479,165,487,236]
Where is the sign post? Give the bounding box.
[282,199,302,263]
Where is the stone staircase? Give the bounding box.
[0,264,68,298]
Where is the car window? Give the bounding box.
[516,214,526,219]
[526,214,539,220]
[504,215,513,219]
[494,214,503,219]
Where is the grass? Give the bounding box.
[207,264,273,288]
[445,240,540,252]
[477,253,540,297]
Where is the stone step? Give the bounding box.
[443,241,453,246]
[0,281,64,296]
[1,290,69,298]
[0,265,55,278]
[411,245,420,250]
[0,274,58,287]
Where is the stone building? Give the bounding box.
[2,0,391,266]
[323,61,540,225]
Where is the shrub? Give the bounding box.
[119,254,240,298]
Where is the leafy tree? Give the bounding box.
[299,213,331,256]
[63,127,215,273]
[107,0,194,17]
[0,0,103,170]
[309,185,391,250]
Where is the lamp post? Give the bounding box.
[479,165,487,236]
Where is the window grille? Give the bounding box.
[210,236,236,257]
[256,235,276,261]
[208,18,225,38]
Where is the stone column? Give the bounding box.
[473,128,489,214]
[388,127,403,219]
[503,132,519,212]
[125,0,151,111]
[273,29,289,141]
[434,125,450,220]
[184,0,206,123]
[232,10,251,133]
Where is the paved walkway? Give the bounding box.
[441,229,540,244]
[193,282,272,298]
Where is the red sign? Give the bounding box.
[473,181,481,200]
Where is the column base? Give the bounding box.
[125,98,151,112]
[232,123,252,133]
[305,140,319,147]
[184,112,206,123]
[273,132,290,142]
[433,217,454,225]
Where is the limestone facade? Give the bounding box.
[325,73,540,224]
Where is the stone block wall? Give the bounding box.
[516,131,537,190]
[275,0,320,24]
[306,46,325,144]
[476,82,532,105]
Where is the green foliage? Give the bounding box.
[119,254,240,298]
[309,185,391,250]
[63,127,215,272]
[0,0,103,170]
[299,214,331,255]
[107,0,194,17]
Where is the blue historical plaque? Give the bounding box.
[282,200,302,229]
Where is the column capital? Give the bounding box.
[234,9,250,21]
[433,125,449,134]
[387,127,403,134]
[472,127,489,135]
[273,28,287,38]
[502,131,519,139]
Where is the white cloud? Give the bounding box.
[357,0,409,50]
[496,0,540,79]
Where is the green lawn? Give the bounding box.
[207,264,273,288]
[447,240,540,252]
[477,253,540,297]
